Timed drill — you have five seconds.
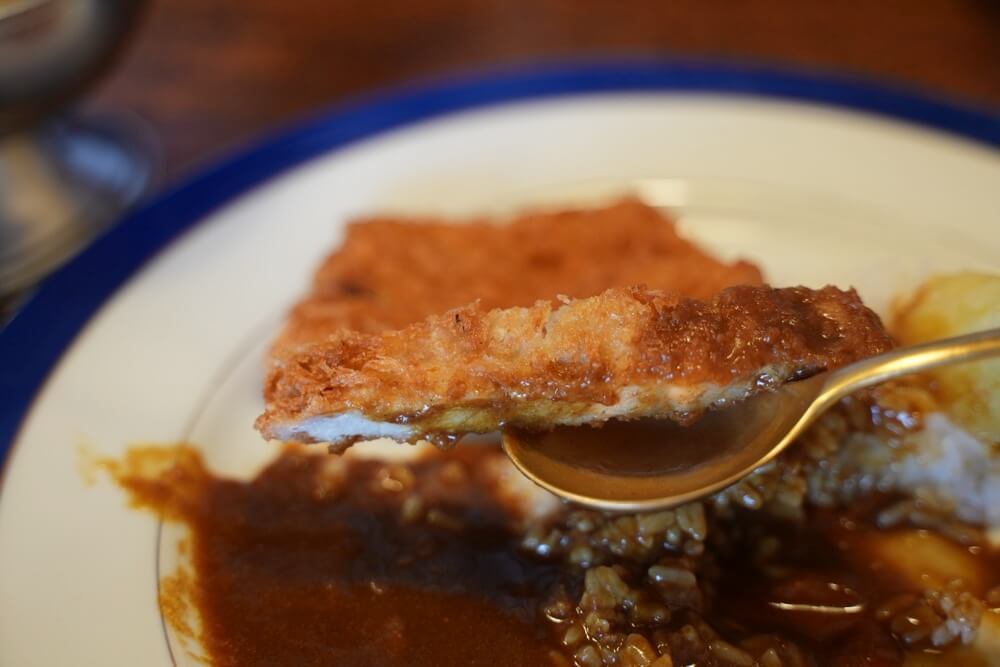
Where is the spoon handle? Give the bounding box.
[816,327,1000,412]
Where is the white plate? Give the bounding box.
[1,62,998,665]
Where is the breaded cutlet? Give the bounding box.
[274,198,763,348]
[258,285,893,448]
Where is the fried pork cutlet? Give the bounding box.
[275,197,762,348]
[258,285,893,449]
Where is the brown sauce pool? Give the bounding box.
[101,444,999,667]
[108,446,567,666]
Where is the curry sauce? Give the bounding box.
[101,443,1000,667]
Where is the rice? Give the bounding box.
[877,582,985,647]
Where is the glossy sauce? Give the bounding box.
[103,445,999,667]
[108,446,567,667]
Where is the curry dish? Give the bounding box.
[108,199,1000,666]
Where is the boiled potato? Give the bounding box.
[894,272,1000,443]
[852,528,997,667]
[849,528,989,595]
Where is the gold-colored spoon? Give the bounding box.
[501,328,1000,512]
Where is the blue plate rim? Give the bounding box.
[2,58,999,474]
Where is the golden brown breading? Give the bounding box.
[257,285,893,448]
[275,198,762,348]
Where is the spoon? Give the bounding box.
[501,327,1000,512]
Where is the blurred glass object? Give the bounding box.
[0,0,152,317]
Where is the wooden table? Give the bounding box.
[88,0,1000,185]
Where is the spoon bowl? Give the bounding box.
[502,328,1000,512]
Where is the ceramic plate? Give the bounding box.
[1,62,999,666]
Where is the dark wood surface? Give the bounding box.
[88,0,1000,185]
